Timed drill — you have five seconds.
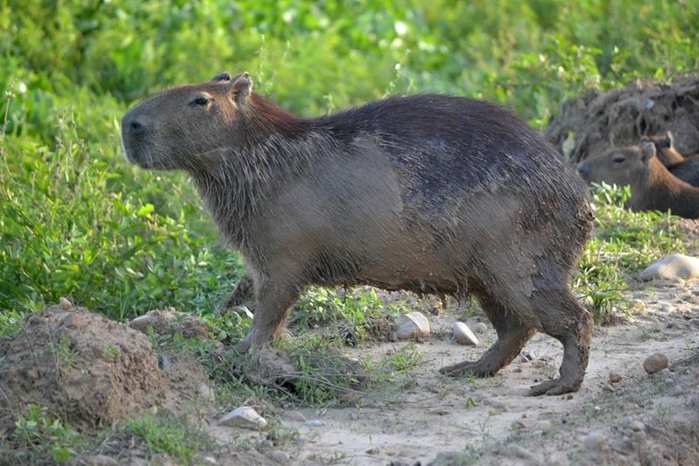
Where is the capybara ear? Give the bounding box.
[212,72,232,82]
[639,140,656,162]
[665,130,674,146]
[230,72,252,105]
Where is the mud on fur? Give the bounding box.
[122,71,594,396]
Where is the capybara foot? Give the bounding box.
[235,334,253,353]
[439,361,494,378]
[529,377,582,396]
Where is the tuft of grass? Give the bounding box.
[11,404,84,463]
[125,412,216,465]
[574,183,688,323]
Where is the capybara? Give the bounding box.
[641,131,699,187]
[577,141,699,219]
[122,72,594,395]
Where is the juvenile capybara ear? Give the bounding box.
[212,72,232,82]
[229,72,252,105]
[665,130,674,146]
[639,140,657,162]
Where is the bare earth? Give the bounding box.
[1,281,698,465]
[214,282,699,466]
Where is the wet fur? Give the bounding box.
[122,73,594,395]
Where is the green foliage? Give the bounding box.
[1,1,696,325]
[574,183,689,322]
[126,413,215,464]
[12,404,83,463]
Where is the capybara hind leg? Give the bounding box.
[235,281,298,353]
[529,291,592,396]
[440,294,535,377]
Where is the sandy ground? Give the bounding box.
[212,281,699,465]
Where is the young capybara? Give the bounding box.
[122,72,594,395]
[641,131,699,187]
[577,141,699,219]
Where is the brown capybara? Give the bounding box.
[641,131,699,187]
[577,141,699,219]
[122,72,594,395]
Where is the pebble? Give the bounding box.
[304,419,324,427]
[202,457,217,464]
[643,353,669,374]
[609,372,622,383]
[638,254,699,281]
[129,314,155,333]
[197,383,215,402]
[472,322,488,334]
[218,407,267,430]
[268,450,290,464]
[83,455,119,466]
[393,312,430,339]
[582,431,607,449]
[516,350,536,363]
[158,354,171,372]
[282,410,307,422]
[452,322,479,346]
[59,297,73,310]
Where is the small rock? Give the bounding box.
[197,383,215,402]
[203,457,217,464]
[158,354,171,372]
[61,313,84,329]
[129,314,155,333]
[582,431,607,449]
[643,353,669,374]
[609,372,622,383]
[304,419,324,427]
[472,322,488,334]
[624,419,646,432]
[452,322,479,346]
[282,410,307,422]
[83,455,119,466]
[393,312,430,339]
[516,349,536,363]
[59,297,73,310]
[638,254,699,281]
[218,407,267,430]
[602,382,615,392]
[268,450,290,464]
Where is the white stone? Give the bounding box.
[218,407,267,430]
[453,322,479,346]
[197,383,215,402]
[129,314,155,332]
[638,254,699,281]
[472,322,488,334]
[393,312,430,339]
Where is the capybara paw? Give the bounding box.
[529,378,581,396]
[439,361,491,377]
[235,335,253,354]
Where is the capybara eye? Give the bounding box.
[194,96,210,106]
[612,156,626,164]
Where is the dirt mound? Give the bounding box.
[0,302,164,429]
[546,77,699,163]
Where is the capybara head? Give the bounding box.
[121,72,254,170]
[576,142,657,187]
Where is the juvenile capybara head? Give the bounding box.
[577,142,657,186]
[640,131,685,166]
[121,72,252,170]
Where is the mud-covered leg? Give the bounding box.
[440,292,536,377]
[235,276,301,353]
[528,289,592,396]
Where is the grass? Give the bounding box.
[1,0,697,462]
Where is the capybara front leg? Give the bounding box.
[235,280,299,353]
